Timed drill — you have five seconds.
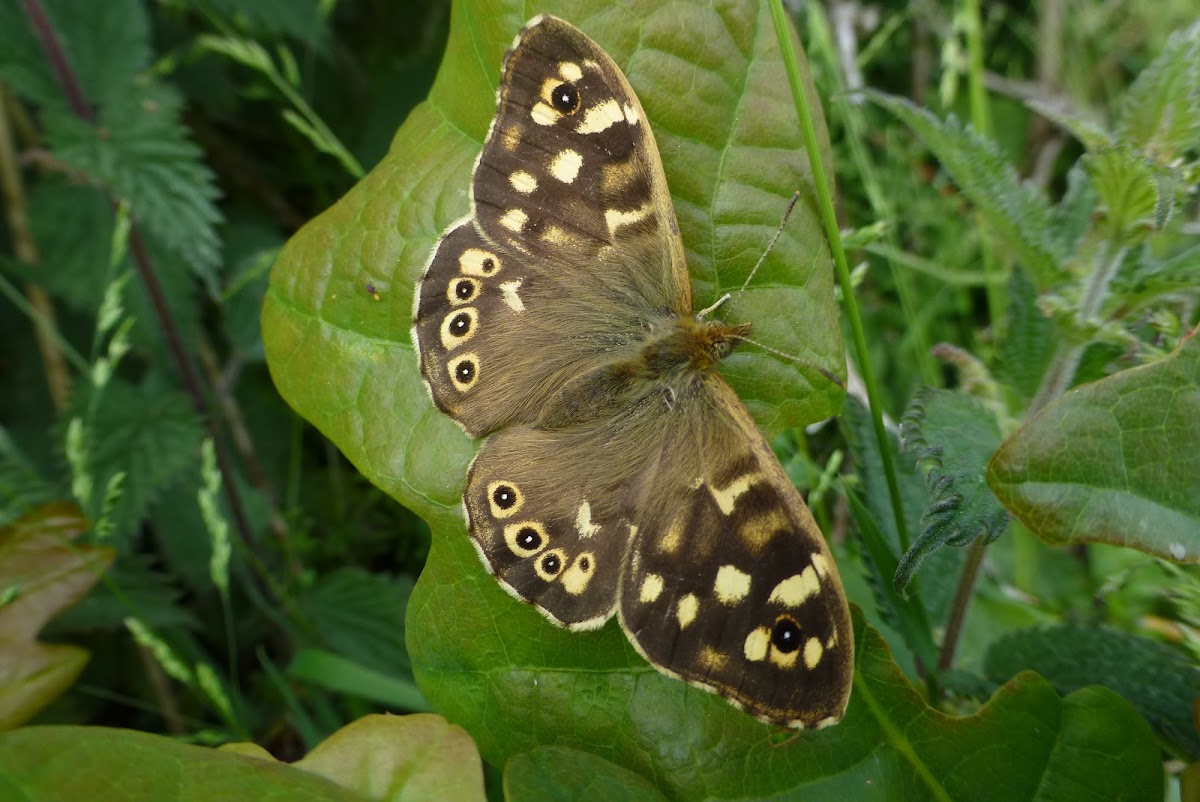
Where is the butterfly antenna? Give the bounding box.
[697,190,803,320]
[728,333,846,389]
[738,189,801,296]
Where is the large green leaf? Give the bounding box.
[988,329,1200,562]
[0,714,484,801]
[262,0,843,757]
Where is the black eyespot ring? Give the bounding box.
[454,359,476,383]
[492,484,517,510]
[550,82,580,114]
[449,312,471,337]
[540,552,562,575]
[481,257,497,274]
[516,526,542,550]
[454,279,476,300]
[578,556,590,572]
[771,617,802,653]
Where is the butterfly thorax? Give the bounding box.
[638,315,753,376]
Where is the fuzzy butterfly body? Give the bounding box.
[412,15,853,728]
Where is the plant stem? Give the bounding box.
[771,0,910,555]
[938,536,987,671]
[1028,240,1128,414]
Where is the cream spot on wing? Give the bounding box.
[623,103,640,125]
[604,203,653,235]
[549,149,583,183]
[561,552,595,596]
[811,552,831,579]
[499,125,523,151]
[500,208,528,232]
[699,646,729,672]
[744,627,770,662]
[540,224,574,246]
[709,472,763,515]
[499,279,525,312]
[530,102,558,126]
[657,518,683,554]
[804,637,824,669]
[815,716,840,730]
[558,61,582,82]
[714,564,751,604]
[640,573,664,603]
[575,501,600,538]
[739,508,789,553]
[509,171,537,194]
[458,248,501,276]
[676,594,699,629]
[446,276,481,305]
[768,567,821,607]
[576,98,624,134]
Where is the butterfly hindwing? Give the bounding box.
[619,377,854,727]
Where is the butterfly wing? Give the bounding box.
[413,16,691,437]
[618,376,854,728]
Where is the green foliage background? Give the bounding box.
[0,0,1197,800]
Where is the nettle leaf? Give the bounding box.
[195,0,332,52]
[997,268,1053,403]
[866,91,1068,288]
[0,0,150,110]
[984,624,1200,759]
[989,329,1200,561]
[48,553,197,633]
[71,378,205,545]
[1114,20,1200,164]
[0,503,112,729]
[896,389,1009,595]
[47,80,223,287]
[1083,146,1176,238]
[296,567,414,676]
[839,397,941,668]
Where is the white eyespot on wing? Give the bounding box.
[574,501,600,538]
[558,61,583,82]
[708,472,763,515]
[623,103,640,125]
[767,567,822,608]
[561,552,595,596]
[604,203,654,236]
[713,564,751,605]
[804,637,824,669]
[439,307,478,350]
[743,626,770,662]
[486,481,523,519]
[575,98,624,134]
[534,548,568,582]
[500,208,528,232]
[639,573,664,603]
[448,352,480,392]
[509,171,538,194]
[676,593,699,629]
[502,521,548,558]
[499,279,525,312]
[549,149,583,184]
[530,102,559,126]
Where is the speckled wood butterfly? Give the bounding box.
[412,15,852,728]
